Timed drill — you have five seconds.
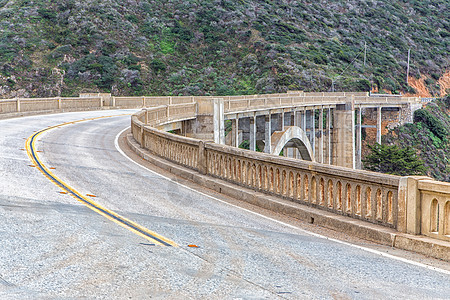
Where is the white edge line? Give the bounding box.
[114,126,450,276]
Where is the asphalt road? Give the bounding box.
[0,110,449,299]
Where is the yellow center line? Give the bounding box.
[25,114,178,247]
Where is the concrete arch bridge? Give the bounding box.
[1,91,449,260]
[127,91,449,250]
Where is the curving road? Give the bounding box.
[0,110,449,299]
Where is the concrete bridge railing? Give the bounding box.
[131,103,450,242]
[0,96,103,114]
[219,94,419,115]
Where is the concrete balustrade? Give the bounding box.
[204,142,399,228]
[0,94,198,116]
[114,96,196,108]
[417,180,450,241]
[0,96,102,115]
[132,108,200,171]
[130,96,449,242]
[0,99,21,113]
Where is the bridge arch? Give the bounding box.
[270,126,315,161]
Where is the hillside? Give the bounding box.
[0,0,449,98]
[383,96,450,182]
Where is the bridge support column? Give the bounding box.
[356,107,362,169]
[249,115,256,151]
[302,108,307,132]
[311,109,316,160]
[286,148,293,158]
[327,107,332,164]
[213,99,225,144]
[319,107,324,163]
[293,110,299,127]
[264,113,272,153]
[294,111,300,158]
[332,102,355,168]
[232,117,238,147]
[376,106,382,144]
[293,110,300,158]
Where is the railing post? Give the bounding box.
[145,109,149,125]
[112,96,116,107]
[397,177,420,234]
[142,96,145,107]
[16,98,20,112]
[58,97,61,109]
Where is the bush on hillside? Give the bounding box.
[413,109,448,142]
[363,143,427,176]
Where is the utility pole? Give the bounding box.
[406,48,411,85]
[364,41,367,67]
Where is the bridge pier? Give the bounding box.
[377,106,382,145]
[213,99,225,144]
[249,114,256,151]
[332,102,355,169]
[356,107,362,169]
[311,108,316,159]
[279,112,285,131]
[319,107,324,163]
[327,107,332,165]
[264,114,272,153]
[232,117,239,147]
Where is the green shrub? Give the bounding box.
[363,143,426,176]
[159,40,175,54]
[355,79,371,91]
[37,8,57,21]
[150,59,166,73]
[413,109,448,141]
[125,14,139,24]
